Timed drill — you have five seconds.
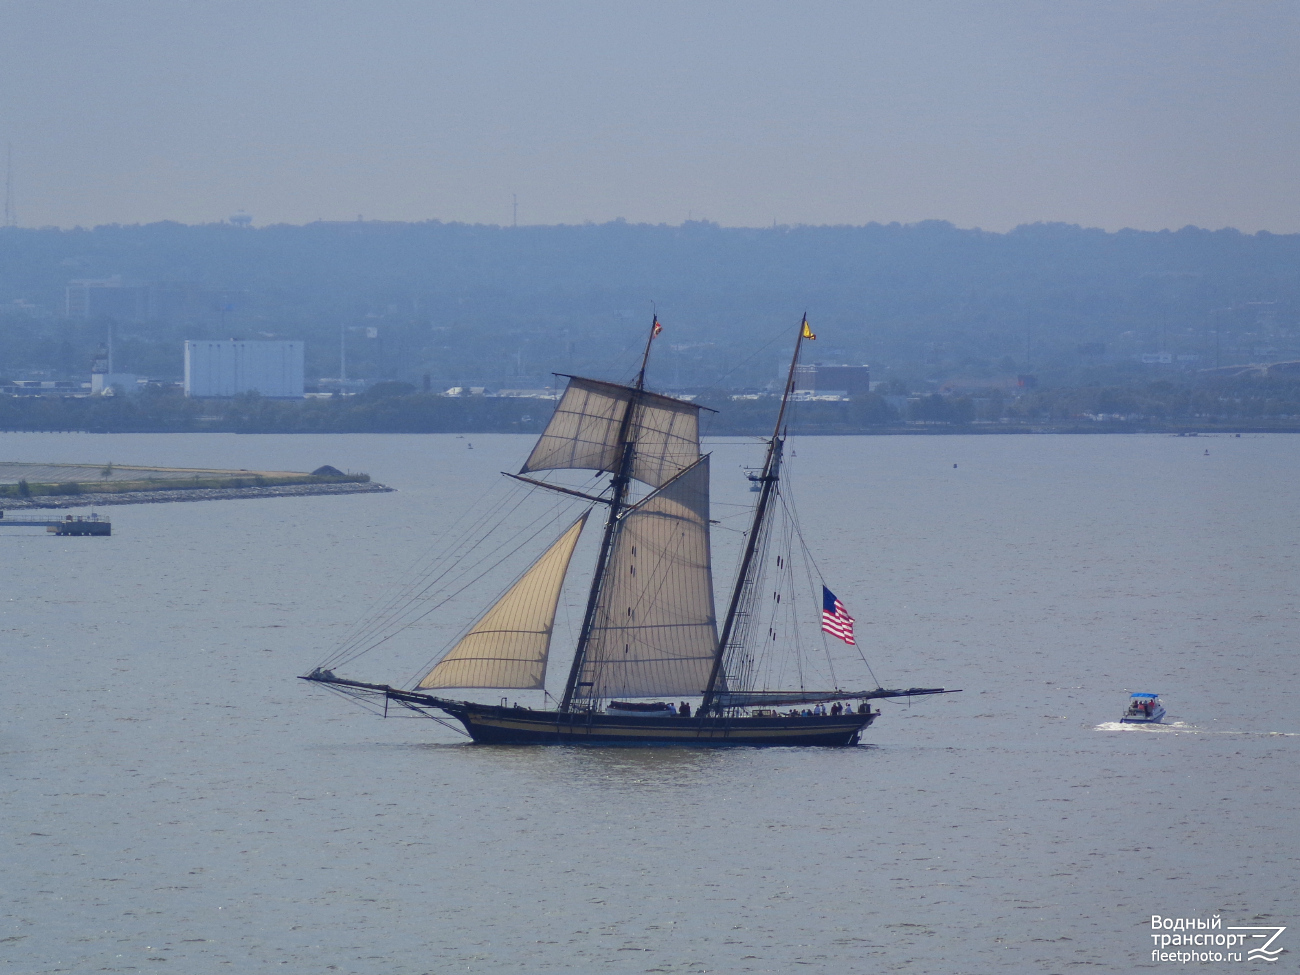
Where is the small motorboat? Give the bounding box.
[1121,692,1165,724]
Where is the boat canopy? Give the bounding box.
[1131,692,1160,699]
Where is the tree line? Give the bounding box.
[2,374,1298,434]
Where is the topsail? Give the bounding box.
[521,376,702,489]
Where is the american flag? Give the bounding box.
[821,586,856,645]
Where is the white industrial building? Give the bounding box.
[184,340,304,398]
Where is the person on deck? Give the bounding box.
[678,701,691,717]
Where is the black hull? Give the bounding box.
[300,675,955,747]
[435,698,873,747]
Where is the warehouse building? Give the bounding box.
[184,340,304,398]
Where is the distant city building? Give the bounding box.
[89,337,138,394]
[66,278,214,323]
[184,340,304,398]
[66,277,153,321]
[91,373,140,395]
[793,363,871,398]
[229,211,252,227]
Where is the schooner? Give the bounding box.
[303,316,955,745]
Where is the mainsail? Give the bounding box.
[521,376,701,489]
[573,456,718,700]
[418,512,589,690]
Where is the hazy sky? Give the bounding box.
[3,1,1298,232]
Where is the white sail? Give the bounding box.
[575,456,717,700]
[521,376,701,489]
[419,513,588,690]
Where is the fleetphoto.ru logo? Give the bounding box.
[1150,915,1286,963]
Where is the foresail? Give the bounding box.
[419,512,588,690]
[575,456,717,699]
[521,376,701,489]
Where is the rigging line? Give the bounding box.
[776,468,835,689]
[326,485,579,670]
[741,482,776,695]
[604,328,654,387]
[413,486,591,629]
[778,474,880,689]
[769,480,808,689]
[791,496,838,691]
[780,497,808,692]
[778,506,799,692]
[694,321,803,414]
[349,489,576,668]
[724,481,777,699]
[329,471,602,659]
[347,483,544,637]
[752,515,782,697]
[775,513,805,694]
[400,504,594,688]
[345,472,519,627]
[555,556,577,682]
[323,475,527,663]
[316,680,390,716]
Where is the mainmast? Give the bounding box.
[559,316,660,710]
[700,314,813,714]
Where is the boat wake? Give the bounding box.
[1094,720,1193,732]
[1095,721,1300,736]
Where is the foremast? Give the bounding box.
[559,319,659,711]
[700,315,813,715]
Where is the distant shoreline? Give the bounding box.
[2,423,1298,436]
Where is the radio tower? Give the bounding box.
[3,146,15,228]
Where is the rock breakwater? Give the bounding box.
[1,481,393,510]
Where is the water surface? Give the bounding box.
[2,432,1296,973]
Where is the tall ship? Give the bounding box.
[303,316,955,745]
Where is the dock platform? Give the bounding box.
[0,513,111,535]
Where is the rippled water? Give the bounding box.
[3,431,1296,973]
